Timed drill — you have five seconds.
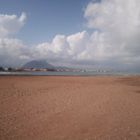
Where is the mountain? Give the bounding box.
[23,60,55,69]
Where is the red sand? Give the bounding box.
[0,76,140,140]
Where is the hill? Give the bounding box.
[23,60,54,69]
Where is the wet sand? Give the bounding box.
[0,76,140,140]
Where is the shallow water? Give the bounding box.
[0,71,139,76]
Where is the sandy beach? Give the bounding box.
[0,76,140,140]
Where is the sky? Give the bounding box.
[0,0,140,71]
[0,0,90,44]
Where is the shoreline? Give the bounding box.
[1,70,140,76]
[0,71,140,77]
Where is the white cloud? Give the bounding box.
[33,31,90,62]
[0,12,26,37]
[0,38,29,66]
[83,0,140,66]
[0,13,29,66]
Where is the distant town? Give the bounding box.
[0,66,115,74]
[0,66,86,73]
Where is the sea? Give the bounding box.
[0,71,139,76]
